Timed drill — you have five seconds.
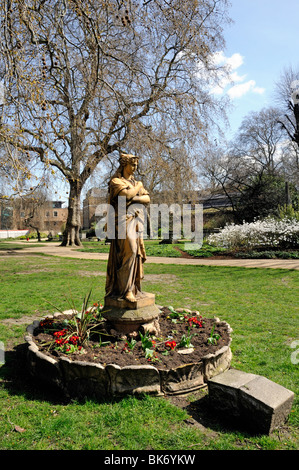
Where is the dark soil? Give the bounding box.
[32,308,231,370]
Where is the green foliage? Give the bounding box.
[234,250,299,259]
[181,242,227,258]
[126,338,137,351]
[79,239,183,257]
[139,331,158,360]
[74,290,104,345]
[38,290,106,354]
[178,328,196,349]
[277,204,299,221]
[207,325,220,345]
[167,305,187,323]
[18,233,48,240]
[235,175,299,222]
[139,331,152,350]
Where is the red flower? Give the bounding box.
[69,335,79,345]
[40,318,54,328]
[165,340,177,350]
[187,316,203,328]
[55,338,66,346]
[53,329,67,338]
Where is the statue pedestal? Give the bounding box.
[103,292,161,335]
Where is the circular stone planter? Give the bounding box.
[24,312,233,400]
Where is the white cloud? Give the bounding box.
[253,86,266,95]
[226,53,244,70]
[211,71,246,95]
[213,51,244,70]
[210,52,265,99]
[228,80,266,99]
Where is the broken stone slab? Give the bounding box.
[208,368,294,434]
[26,343,63,391]
[160,361,206,395]
[25,320,62,385]
[106,363,162,397]
[26,320,40,336]
[59,357,110,400]
[203,344,233,382]
[238,375,295,435]
[208,369,258,418]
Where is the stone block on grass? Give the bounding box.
[208,368,294,434]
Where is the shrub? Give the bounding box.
[207,217,299,251]
[277,204,299,221]
[234,250,299,259]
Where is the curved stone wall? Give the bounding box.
[25,314,232,399]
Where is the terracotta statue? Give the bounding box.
[105,153,150,303]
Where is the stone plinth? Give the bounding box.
[103,292,160,335]
[105,292,156,310]
[208,369,295,434]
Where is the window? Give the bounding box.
[53,211,58,217]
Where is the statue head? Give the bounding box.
[119,153,139,170]
[109,153,140,185]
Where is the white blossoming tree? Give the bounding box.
[208,218,299,251]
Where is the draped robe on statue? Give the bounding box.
[105,175,147,300]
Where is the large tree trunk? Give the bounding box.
[61,182,82,247]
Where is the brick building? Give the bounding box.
[82,188,108,230]
[39,201,69,235]
[0,199,68,235]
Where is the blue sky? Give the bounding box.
[216,0,299,139]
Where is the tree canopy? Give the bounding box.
[0,0,231,244]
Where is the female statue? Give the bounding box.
[105,153,150,303]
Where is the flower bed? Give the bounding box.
[25,303,232,398]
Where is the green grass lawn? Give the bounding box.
[79,239,299,259]
[0,241,43,251]
[79,239,184,257]
[0,250,298,450]
[78,239,229,258]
